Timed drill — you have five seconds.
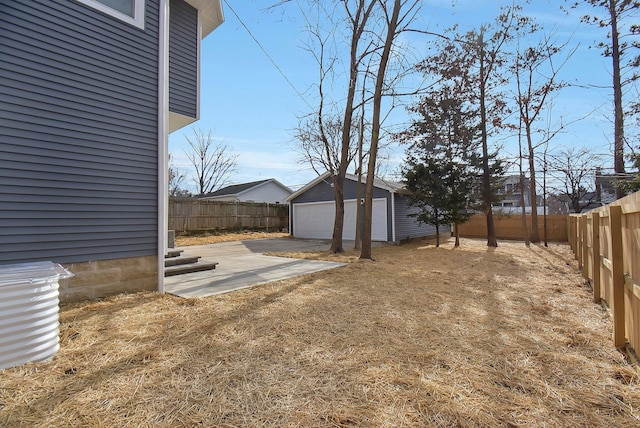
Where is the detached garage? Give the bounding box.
[288,172,447,243]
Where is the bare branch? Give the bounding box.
[184,128,239,195]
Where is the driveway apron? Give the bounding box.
[164,238,346,298]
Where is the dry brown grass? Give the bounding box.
[175,230,289,247]
[2,238,639,427]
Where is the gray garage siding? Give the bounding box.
[0,0,160,264]
[394,194,448,241]
[169,0,198,118]
[290,176,390,203]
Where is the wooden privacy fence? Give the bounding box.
[568,191,640,353]
[458,214,568,242]
[169,199,289,233]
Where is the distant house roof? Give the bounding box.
[199,178,292,200]
[287,171,408,202]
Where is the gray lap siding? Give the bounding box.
[169,0,198,118]
[394,194,446,241]
[0,0,160,264]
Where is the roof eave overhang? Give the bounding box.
[184,0,225,38]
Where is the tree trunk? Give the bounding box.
[543,151,548,247]
[478,32,498,248]
[519,173,530,248]
[354,173,363,250]
[526,123,539,243]
[331,0,375,254]
[360,0,401,260]
[354,82,367,250]
[518,115,530,247]
[454,223,460,247]
[609,0,626,199]
[329,174,345,253]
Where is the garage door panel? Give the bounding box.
[293,199,387,241]
[370,199,387,241]
[292,201,342,240]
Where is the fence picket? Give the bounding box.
[458,214,568,241]
[168,200,289,232]
[609,205,625,348]
[569,191,640,354]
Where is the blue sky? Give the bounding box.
[169,0,628,192]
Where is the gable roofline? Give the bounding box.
[241,178,292,197]
[287,171,407,202]
[199,178,292,199]
[286,171,332,201]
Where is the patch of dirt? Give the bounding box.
[2,238,639,427]
[175,230,290,246]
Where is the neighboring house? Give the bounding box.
[0,0,224,301]
[493,175,546,215]
[288,172,447,243]
[199,179,292,204]
[595,167,620,206]
[552,168,623,214]
[496,175,531,208]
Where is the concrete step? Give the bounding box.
[164,255,201,267]
[164,261,219,277]
[165,249,184,259]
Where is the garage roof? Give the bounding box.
[287,171,408,202]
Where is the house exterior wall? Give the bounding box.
[238,183,292,203]
[169,0,198,118]
[59,255,157,302]
[0,0,163,300]
[394,194,444,242]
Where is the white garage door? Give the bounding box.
[293,198,388,241]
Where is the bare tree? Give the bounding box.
[294,114,359,175]
[579,0,640,198]
[360,0,422,259]
[512,31,575,242]
[473,12,521,248]
[330,0,378,254]
[618,103,640,192]
[417,8,516,248]
[168,153,188,197]
[285,0,421,256]
[516,114,531,247]
[288,0,376,253]
[185,128,238,195]
[548,147,600,213]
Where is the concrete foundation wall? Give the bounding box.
[59,255,158,302]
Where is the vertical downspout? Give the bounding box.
[157,0,170,293]
[289,201,293,237]
[391,192,396,243]
[196,10,202,121]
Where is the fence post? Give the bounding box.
[576,216,583,267]
[568,216,573,252]
[591,212,601,303]
[610,205,625,348]
[581,215,588,277]
[570,216,577,254]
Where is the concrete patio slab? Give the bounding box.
[164,238,346,298]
